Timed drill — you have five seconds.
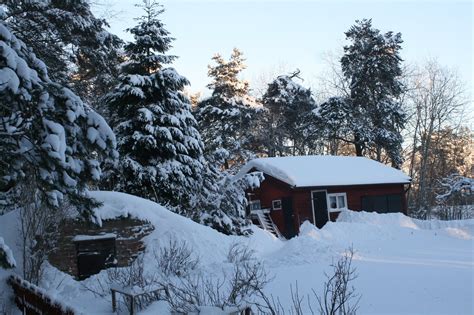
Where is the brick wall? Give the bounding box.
[48,217,154,279]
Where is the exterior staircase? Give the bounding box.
[251,210,283,239]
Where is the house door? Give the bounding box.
[74,237,116,280]
[282,197,296,238]
[311,191,329,228]
[77,252,107,280]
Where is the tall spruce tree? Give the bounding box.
[196,48,260,171]
[103,0,207,212]
[0,18,117,216]
[318,19,406,167]
[261,70,319,156]
[3,0,123,110]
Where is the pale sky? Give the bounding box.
[94,0,473,104]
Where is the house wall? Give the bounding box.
[48,217,154,279]
[248,173,407,235]
[248,174,294,236]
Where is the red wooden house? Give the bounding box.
[237,155,411,238]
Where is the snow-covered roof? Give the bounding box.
[72,233,116,242]
[237,155,411,187]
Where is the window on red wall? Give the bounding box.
[272,199,282,210]
[327,193,347,212]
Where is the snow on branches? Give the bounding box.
[103,0,207,213]
[436,174,473,203]
[0,20,116,215]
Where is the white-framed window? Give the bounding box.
[327,193,347,212]
[249,200,261,211]
[272,199,282,210]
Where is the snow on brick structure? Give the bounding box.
[48,217,153,280]
[236,155,411,238]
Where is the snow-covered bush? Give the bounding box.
[226,242,256,264]
[315,247,360,315]
[259,247,361,315]
[159,242,272,314]
[85,239,273,313]
[83,254,161,313]
[154,239,199,277]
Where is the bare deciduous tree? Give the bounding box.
[404,60,469,218]
[17,178,70,285]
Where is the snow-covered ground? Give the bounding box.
[1,191,473,314]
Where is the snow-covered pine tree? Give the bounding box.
[103,0,207,213]
[342,19,405,166]
[199,167,263,236]
[318,19,406,167]
[3,0,124,110]
[0,18,116,216]
[260,70,319,156]
[196,48,261,171]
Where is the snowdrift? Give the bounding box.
[0,192,472,314]
[88,191,282,262]
[337,208,474,230]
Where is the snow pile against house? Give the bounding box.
[337,208,474,231]
[237,155,411,187]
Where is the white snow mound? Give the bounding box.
[337,209,474,231]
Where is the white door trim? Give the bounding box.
[310,190,330,226]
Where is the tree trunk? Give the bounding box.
[353,133,364,156]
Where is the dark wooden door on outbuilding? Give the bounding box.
[282,197,296,238]
[312,191,329,229]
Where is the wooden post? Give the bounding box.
[111,289,116,312]
[22,292,26,315]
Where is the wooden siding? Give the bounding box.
[8,275,77,314]
[248,173,408,236]
[248,174,295,237]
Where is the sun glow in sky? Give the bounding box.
[95,0,473,105]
